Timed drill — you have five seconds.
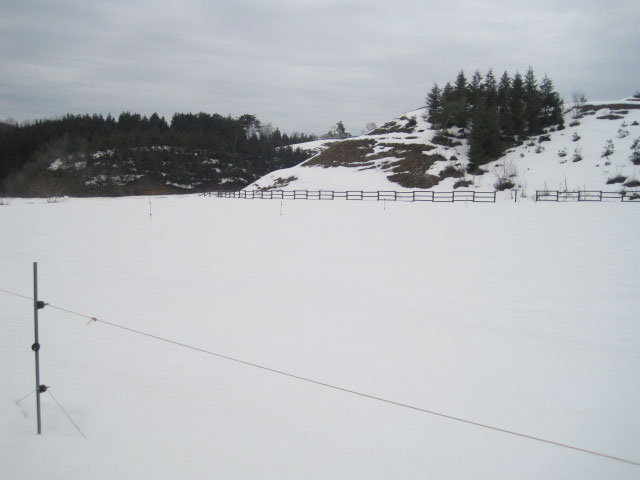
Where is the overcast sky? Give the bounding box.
[1,0,638,134]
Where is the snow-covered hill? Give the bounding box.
[248,96,640,197]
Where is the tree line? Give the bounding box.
[426,67,564,171]
[0,112,317,194]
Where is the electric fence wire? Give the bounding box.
[2,287,639,467]
[47,388,87,439]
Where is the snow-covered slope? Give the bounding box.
[248,97,640,195]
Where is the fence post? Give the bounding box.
[32,262,46,435]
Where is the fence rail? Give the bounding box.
[202,189,497,203]
[535,190,640,202]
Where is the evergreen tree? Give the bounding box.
[437,82,455,129]
[524,67,542,134]
[539,75,563,127]
[451,70,470,128]
[426,83,442,125]
[468,70,484,105]
[335,121,349,138]
[483,69,498,107]
[454,70,468,99]
[469,97,501,170]
[497,71,513,136]
[510,72,526,137]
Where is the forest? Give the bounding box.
[0,112,315,196]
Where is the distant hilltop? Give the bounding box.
[249,97,640,197]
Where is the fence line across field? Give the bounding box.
[200,189,640,203]
[202,189,498,203]
[535,190,640,202]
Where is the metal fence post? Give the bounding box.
[32,262,46,434]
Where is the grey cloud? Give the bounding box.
[1,0,638,134]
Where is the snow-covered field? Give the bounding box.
[1,195,639,479]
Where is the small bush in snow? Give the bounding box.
[535,145,545,154]
[624,179,640,188]
[569,120,580,127]
[492,161,518,191]
[572,132,581,142]
[439,164,465,179]
[572,147,583,162]
[630,138,640,165]
[601,139,615,158]
[453,179,473,189]
[618,127,629,138]
[571,91,588,119]
[606,175,627,184]
[494,178,515,190]
[558,148,567,158]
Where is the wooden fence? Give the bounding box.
[203,189,497,203]
[535,190,640,202]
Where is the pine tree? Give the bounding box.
[497,71,513,136]
[524,67,542,134]
[469,97,502,170]
[484,69,498,107]
[468,70,484,105]
[510,72,526,137]
[539,75,563,128]
[437,82,455,129]
[451,71,470,128]
[426,83,443,125]
[335,121,349,139]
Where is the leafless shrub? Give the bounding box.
[571,91,588,118]
[493,160,518,191]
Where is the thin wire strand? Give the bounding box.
[2,288,638,467]
[46,389,87,439]
[15,389,35,404]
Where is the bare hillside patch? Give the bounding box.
[304,140,445,189]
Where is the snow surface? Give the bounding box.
[2,195,640,479]
[249,98,640,193]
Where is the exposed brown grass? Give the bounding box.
[453,179,472,189]
[304,139,377,168]
[580,103,640,112]
[369,117,417,135]
[439,165,465,179]
[304,139,447,189]
[597,114,625,120]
